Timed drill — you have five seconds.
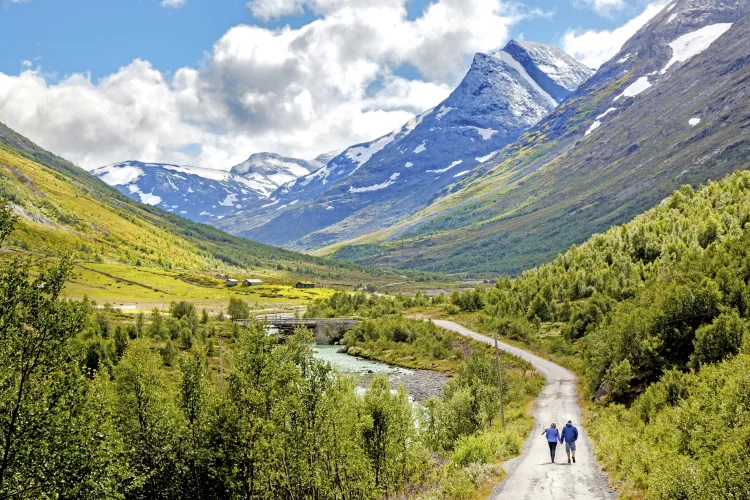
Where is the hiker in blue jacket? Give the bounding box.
[542,423,561,463]
[560,420,579,464]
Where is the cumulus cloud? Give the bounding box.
[161,0,186,8]
[575,0,627,17]
[0,0,520,170]
[562,0,669,68]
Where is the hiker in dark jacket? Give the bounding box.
[542,423,561,463]
[559,420,579,464]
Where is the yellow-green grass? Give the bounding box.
[64,262,335,310]
[0,148,209,268]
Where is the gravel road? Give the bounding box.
[432,320,618,500]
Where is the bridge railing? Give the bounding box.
[234,316,360,327]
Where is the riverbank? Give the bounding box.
[388,368,448,401]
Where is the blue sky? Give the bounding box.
[0,0,665,169]
[1,0,650,80]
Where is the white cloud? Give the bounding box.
[161,0,186,8]
[247,0,306,20]
[0,0,520,170]
[562,1,669,68]
[577,0,627,17]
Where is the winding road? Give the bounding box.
[431,320,617,500]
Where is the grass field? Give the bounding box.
[63,261,336,311]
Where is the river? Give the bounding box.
[311,345,448,401]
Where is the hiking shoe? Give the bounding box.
[568,459,571,464]
[572,456,576,463]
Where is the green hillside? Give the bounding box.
[434,169,750,497]
[330,13,750,276]
[0,122,402,306]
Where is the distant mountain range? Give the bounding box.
[93,39,592,251]
[91,0,750,277]
[91,152,336,224]
[228,40,593,249]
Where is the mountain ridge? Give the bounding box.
[328,0,750,275]
[222,39,592,250]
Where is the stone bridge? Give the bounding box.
[235,315,360,344]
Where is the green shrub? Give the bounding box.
[450,430,519,468]
[691,310,746,367]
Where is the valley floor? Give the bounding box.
[432,320,617,500]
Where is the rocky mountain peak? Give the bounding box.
[230,152,316,180]
[451,41,592,132]
[311,149,344,168]
[503,39,595,101]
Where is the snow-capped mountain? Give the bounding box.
[224,40,592,250]
[92,161,272,223]
[93,153,319,224]
[274,110,435,203]
[502,40,594,102]
[229,153,319,197]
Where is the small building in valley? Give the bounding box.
[225,279,239,287]
[244,279,264,286]
[215,273,227,280]
[295,282,315,289]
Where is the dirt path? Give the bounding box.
[431,320,617,500]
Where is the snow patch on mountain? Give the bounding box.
[472,127,498,140]
[219,193,238,207]
[689,117,701,126]
[615,76,652,101]
[428,160,463,174]
[93,160,266,224]
[311,149,343,168]
[476,152,497,163]
[230,152,316,197]
[661,23,733,74]
[347,134,396,168]
[164,164,231,181]
[585,120,602,136]
[136,189,161,206]
[596,107,618,120]
[121,182,161,206]
[231,153,311,178]
[93,163,145,186]
[504,40,593,98]
[436,105,454,119]
[349,173,400,193]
